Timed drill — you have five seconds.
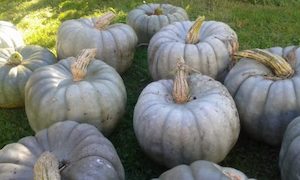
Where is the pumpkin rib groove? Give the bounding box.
[203,41,217,76]
[184,105,203,160]
[281,134,300,172]
[153,43,170,79]
[106,29,120,71]
[160,107,176,165]
[1,67,12,105]
[283,137,300,179]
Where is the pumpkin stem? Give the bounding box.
[34,151,61,180]
[7,52,23,66]
[234,49,294,78]
[172,57,190,104]
[154,4,163,15]
[95,12,116,29]
[71,48,97,81]
[186,16,205,44]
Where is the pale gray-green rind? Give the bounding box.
[148,20,237,81]
[0,121,125,180]
[0,21,24,49]
[279,116,300,180]
[0,45,57,108]
[152,160,253,180]
[56,18,138,74]
[127,3,188,44]
[224,46,300,146]
[134,74,240,168]
[25,58,126,136]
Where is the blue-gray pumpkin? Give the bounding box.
[134,57,240,168]
[127,3,188,44]
[225,46,299,146]
[0,21,24,49]
[153,160,254,180]
[0,45,56,108]
[0,121,125,180]
[25,49,126,136]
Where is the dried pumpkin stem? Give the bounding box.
[234,49,294,78]
[172,57,190,104]
[71,48,97,81]
[34,151,61,180]
[7,52,23,66]
[154,4,163,15]
[186,16,205,44]
[95,12,116,29]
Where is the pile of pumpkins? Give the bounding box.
[0,2,299,179]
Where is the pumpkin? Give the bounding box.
[127,3,189,44]
[153,160,254,180]
[0,21,24,49]
[0,120,125,180]
[224,46,300,146]
[279,116,300,180]
[133,57,240,168]
[148,16,238,81]
[0,45,56,108]
[25,49,126,136]
[57,12,138,74]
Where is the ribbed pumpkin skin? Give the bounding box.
[134,74,240,168]
[127,3,188,44]
[148,20,238,81]
[224,46,300,146]
[0,45,56,108]
[57,18,137,74]
[153,160,253,180]
[25,58,126,136]
[0,121,125,180]
[0,21,24,49]
[279,117,300,180]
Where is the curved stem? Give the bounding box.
[34,151,61,180]
[71,48,97,81]
[186,16,205,44]
[234,49,294,78]
[94,12,116,29]
[6,52,23,66]
[172,57,190,104]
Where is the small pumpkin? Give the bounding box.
[134,57,240,168]
[148,16,238,81]
[0,45,56,108]
[0,120,125,180]
[0,21,24,49]
[153,160,254,180]
[127,3,188,44]
[224,47,300,146]
[25,49,126,136]
[57,12,138,74]
[279,116,300,180]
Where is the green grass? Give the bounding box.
[1,0,300,179]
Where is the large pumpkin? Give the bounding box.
[148,16,238,81]
[0,45,56,108]
[224,46,300,146]
[57,12,138,74]
[153,160,253,180]
[25,49,126,136]
[134,57,240,168]
[0,120,125,180]
[127,3,188,44]
[0,21,24,49]
[279,116,300,180]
